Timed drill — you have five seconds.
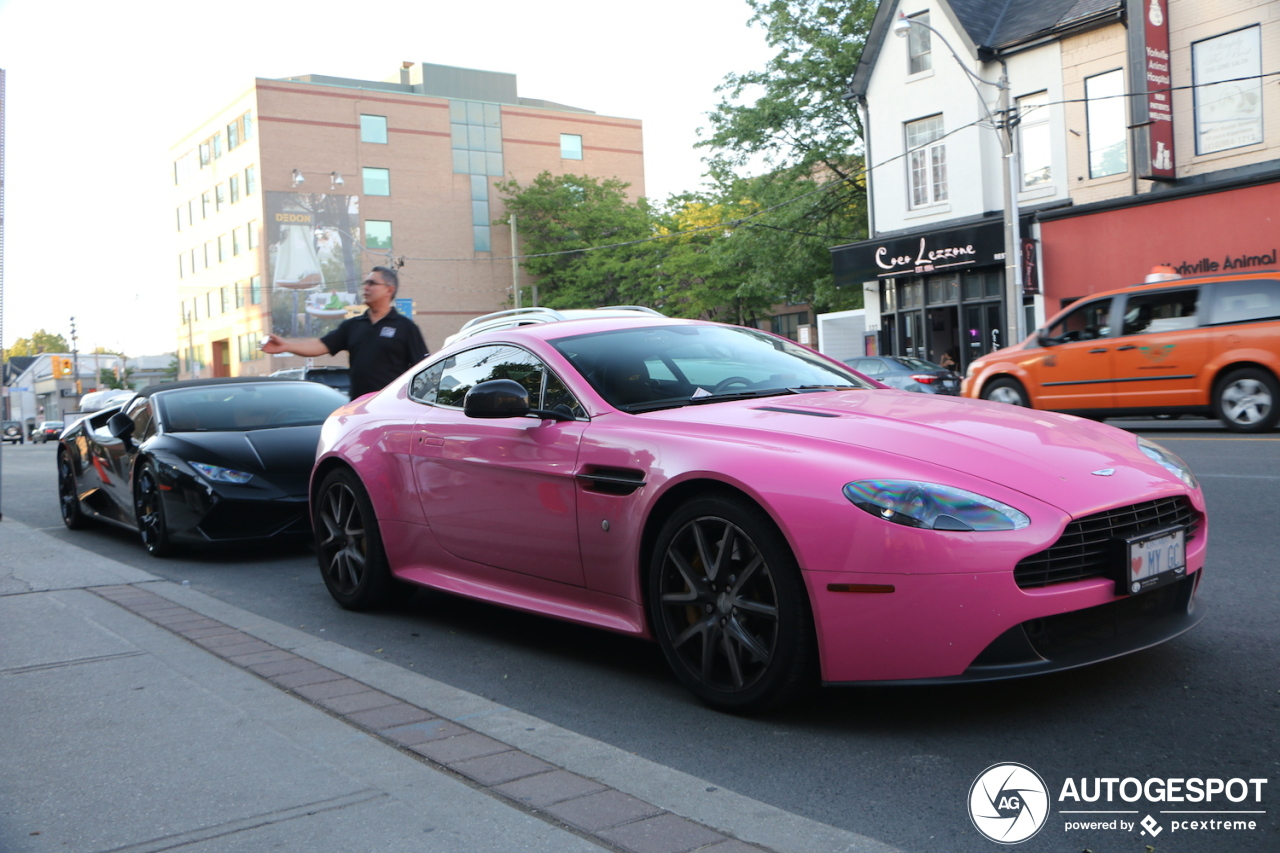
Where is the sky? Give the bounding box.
[0,0,776,357]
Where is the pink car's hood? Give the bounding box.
[641,390,1188,513]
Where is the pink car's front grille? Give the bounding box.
[1014,496,1200,589]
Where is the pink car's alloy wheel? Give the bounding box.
[649,496,815,713]
[315,469,394,610]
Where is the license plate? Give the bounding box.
[1123,527,1186,595]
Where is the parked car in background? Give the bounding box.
[442,306,665,348]
[309,314,1207,713]
[2,421,24,444]
[57,377,347,556]
[845,356,961,395]
[964,270,1280,432]
[270,365,352,397]
[34,421,64,443]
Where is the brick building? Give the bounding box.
[172,62,645,379]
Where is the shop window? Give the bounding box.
[1193,26,1262,155]
[1086,70,1128,178]
[906,116,947,207]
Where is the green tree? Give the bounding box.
[97,366,134,390]
[8,329,70,357]
[494,172,662,309]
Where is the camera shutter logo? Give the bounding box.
[969,763,1050,844]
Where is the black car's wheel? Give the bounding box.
[1213,368,1278,433]
[134,462,176,557]
[58,450,87,530]
[314,468,394,610]
[982,377,1030,407]
[647,495,816,714]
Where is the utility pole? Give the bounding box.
[70,316,81,399]
[997,65,1025,349]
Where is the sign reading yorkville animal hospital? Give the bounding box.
[265,192,362,339]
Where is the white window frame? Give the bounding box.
[905,115,947,208]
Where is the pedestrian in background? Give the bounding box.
[261,266,428,399]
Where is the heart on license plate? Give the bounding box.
[1124,527,1186,595]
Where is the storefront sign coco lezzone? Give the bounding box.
[875,237,978,277]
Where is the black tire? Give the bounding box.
[981,377,1030,407]
[134,461,176,557]
[1213,368,1278,433]
[58,450,88,530]
[314,468,394,610]
[647,495,816,714]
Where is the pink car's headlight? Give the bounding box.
[843,480,1031,532]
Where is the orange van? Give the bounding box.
[961,270,1280,432]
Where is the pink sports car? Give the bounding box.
[311,316,1206,712]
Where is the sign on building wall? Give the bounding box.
[265,192,362,338]
[1192,26,1263,155]
[831,221,1005,285]
[1129,0,1175,180]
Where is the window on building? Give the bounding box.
[908,12,932,74]
[235,279,246,309]
[450,100,503,177]
[470,174,491,252]
[187,199,196,226]
[190,248,197,273]
[250,275,262,304]
[229,175,240,204]
[201,191,212,219]
[178,253,185,278]
[199,142,211,167]
[218,234,229,263]
[1085,69,1128,178]
[176,207,184,232]
[247,220,259,249]
[227,120,239,150]
[1193,26,1263,155]
[245,165,256,195]
[361,114,388,144]
[1018,91,1051,188]
[560,133,583,160]
[207,291,218,317]
[242,112,252,140]
[906,115,947,207]
[363,167,390,196]
[212,133,223,159]
[232,227,244,256]
[365,220,392,250]
[216,183,227,211]
[204,241,214,268]
[772,311,809,341]
[221,287,231,313]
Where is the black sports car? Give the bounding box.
[56,377,347,556]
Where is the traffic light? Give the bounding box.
[52,357,73,378]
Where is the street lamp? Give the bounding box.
[893,12,1025,349]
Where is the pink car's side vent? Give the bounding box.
[575,468,646,496]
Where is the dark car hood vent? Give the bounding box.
[753,406,841,418]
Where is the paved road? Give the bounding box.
[2,419,1276,852]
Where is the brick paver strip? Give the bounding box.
[544,789,664,832]
[293,677,371,701]
[451,750,556,786]
[270,667,346,689]
[89,584,781,853]
[318,690,399,715]
[493,769,608,808]
[347,702,433,730]
[598,813,727,853]
[382,719,469,747]
[411,732,511,764]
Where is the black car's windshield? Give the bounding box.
[552,324,871,412]
[156,382,347,432]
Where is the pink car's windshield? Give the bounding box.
[551,324,871,412]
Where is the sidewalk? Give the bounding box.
[0,518,900,853]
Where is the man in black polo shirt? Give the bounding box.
[261,266,428,399]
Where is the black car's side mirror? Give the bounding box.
[463,379,574,421]
[107,412,136,440]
